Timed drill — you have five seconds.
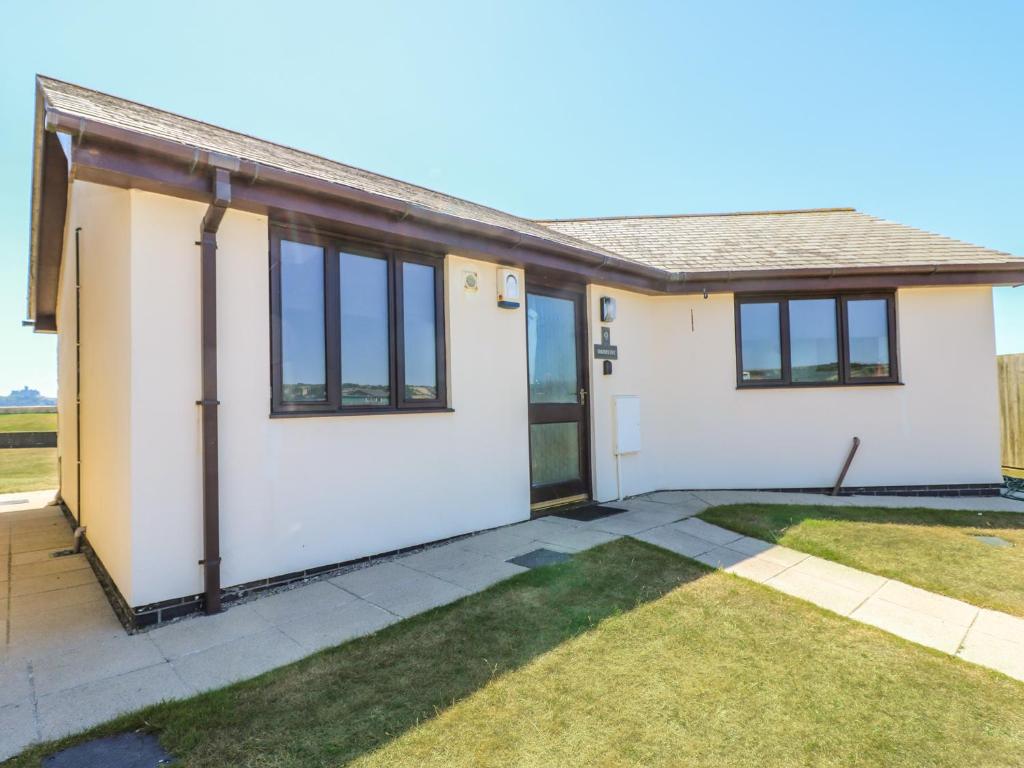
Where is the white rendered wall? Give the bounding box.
[56,182,134,599]
[588,284,1003,501]
[126,190,531,606]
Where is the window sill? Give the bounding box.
[736,381,904,391]
[270,407,455,419]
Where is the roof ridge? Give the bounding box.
[537,207,857,223]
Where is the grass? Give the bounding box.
[8,538,1024,767]
[700,503,1024,617]
[0,412,56,432]
[0,448,58,494]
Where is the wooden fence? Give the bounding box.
[999,353,1024,477]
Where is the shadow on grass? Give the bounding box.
[5,538,710,768]
[700,503,1024,542]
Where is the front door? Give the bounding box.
[526,283,591,509]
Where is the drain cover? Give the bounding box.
[507,548,572,568]
[972,535,1013,549]
[42,732,174,767]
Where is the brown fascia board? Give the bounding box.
[36,105,1024,317]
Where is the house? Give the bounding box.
[25,76,1024,628]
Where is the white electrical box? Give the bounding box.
[614,395,641,455]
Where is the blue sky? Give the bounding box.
[1,1,1021,396]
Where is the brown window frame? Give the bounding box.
[269,225,448,416]
[734,291,899,389]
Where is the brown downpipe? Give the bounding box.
[198,166,231,614]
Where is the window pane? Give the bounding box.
[527,294,578,403]
[739,303,782,381]
[530,422,581,486]
[340,253,390,406]
[280,240,326,402]
[848,299,891,378]
[789,298,838,382]
[402,262,438,400]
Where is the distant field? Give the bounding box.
[0,412,57,432]
[0,447,58,493]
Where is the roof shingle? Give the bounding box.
[38,76,1021,277]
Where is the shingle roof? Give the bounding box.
[36,76,624,264]
[538,209,1020,274]
[38,76,1021,278]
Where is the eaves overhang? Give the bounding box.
[29,96,1024,328]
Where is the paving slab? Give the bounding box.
[11,553,90,579]
[584,507,682,535]
[37,664,192,741]
[669,518,744,546]
[9,582,107,618]
[331,561,470,617]
[149,603,272,660]
[692,547,750,569]
[958,629,1024,681]
[787,556,888,594]
[970,608,1024,644]
[0,700,37,762]
[460,527,540,560]
[850,596,970,654]
[724,555,791,583]
[747,545,811,568]
[873,580,978,626]
[632,526,717,559]
[723,535,775,556]
[170,628,307,693]
[32,633,166,696]
[764,568,870,616]
[0,659,31,708]
[248,580,358,625]
[9,567,99,598]
[279,597,398,652]
[401,547,527,591]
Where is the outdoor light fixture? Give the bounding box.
[600,296,617,322]
[497,268,520,309]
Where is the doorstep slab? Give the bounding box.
[531,525,621,552]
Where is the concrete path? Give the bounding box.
[0,487,1020,760]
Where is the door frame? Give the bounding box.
[525,278,592,509]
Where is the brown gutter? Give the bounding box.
[41,109,667,284]
[197,164,232,615]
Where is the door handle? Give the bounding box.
[579,388,587,406]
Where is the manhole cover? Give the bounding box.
[972,535,1012,549]
[507,548,573,569]
[43,732,174,767]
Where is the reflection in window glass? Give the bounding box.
[340,253,390,406]
[848,299,891,378]
[527,294,578,403]
[280,240,326,402]
[789,298,838,382]
[402,262,438,400]
[739,302,782,381]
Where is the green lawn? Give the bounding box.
[0,448,58,493]
[700,503,1024,617]
[0,412,56,432]
[9,538,1024,767]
